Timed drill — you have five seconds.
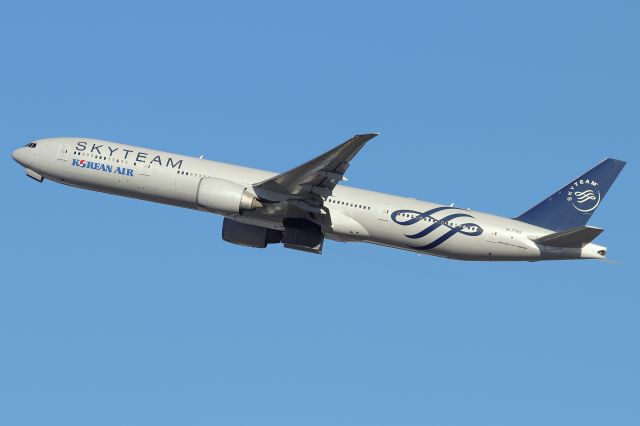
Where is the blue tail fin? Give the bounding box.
[515,158,626,231]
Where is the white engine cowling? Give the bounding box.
[196,177,261,215]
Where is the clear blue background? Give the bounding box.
[1,1,638,425]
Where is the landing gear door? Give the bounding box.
[57,145,69,161]
[378,204,392,221]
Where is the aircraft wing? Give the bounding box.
[253,133,378,202]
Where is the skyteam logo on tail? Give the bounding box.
[567,179,600,213]
[391,207,483,251]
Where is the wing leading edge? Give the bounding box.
[253,133,378,200]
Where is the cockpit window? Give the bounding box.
[24,143,37,148]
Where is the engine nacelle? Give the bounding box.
[196,177,262,215]
[222,218,282,248]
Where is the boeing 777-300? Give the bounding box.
[12,134,626,261]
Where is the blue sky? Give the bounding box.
[1,1,638,425]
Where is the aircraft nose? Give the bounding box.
[11,148,26,165]
[12,145,35,167]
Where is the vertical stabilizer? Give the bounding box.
[515,158,626,231]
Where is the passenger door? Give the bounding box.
[136,163,152,176]
[378,204,392,221]
[57,144,69,161]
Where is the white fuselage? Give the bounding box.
[12,138,606,261]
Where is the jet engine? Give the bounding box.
[196,177,262,215]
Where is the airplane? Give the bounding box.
[11,134,626,261]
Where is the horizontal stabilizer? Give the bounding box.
[532,226,603,248]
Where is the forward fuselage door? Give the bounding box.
[130,162,152,193]
[57,144,69,161]
[137,163,152,176]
